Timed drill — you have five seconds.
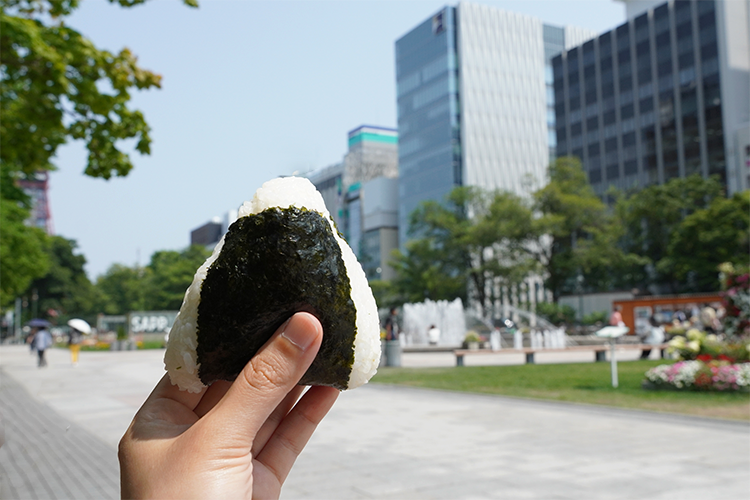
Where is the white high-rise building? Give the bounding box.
[395,2,597,247]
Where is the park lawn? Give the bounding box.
[372,360,750,422]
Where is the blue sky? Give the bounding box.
[51,0,625,279]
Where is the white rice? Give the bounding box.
[164,176,380,392]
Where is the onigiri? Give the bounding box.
[164,177,381,392]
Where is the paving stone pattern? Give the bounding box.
[0,373,119,500]
[1,345,748,500]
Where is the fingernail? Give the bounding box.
[281,314,316,351]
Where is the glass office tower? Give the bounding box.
[554,0,749,195]
[396,3,596,246]
[395,7,461,246]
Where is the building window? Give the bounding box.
[589,167,602,184]
[624,160,638,175]
[607,163,620,180]
[679,66,696,87]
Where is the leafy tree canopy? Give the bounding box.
[0,0,196,309]
[27,235,96,322]
[391,187,537,317]
[94,263,147,315]
[144,245,211,310]
[660,191,750,292]
[614,174,726,292]
[93,244,210,315]
[533,157,638,301]
[0,198,49,306]
[0,0,198,185]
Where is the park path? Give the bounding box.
[1,344,748,499]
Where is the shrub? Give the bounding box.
[667,329,750,363]
[719,262,750,338]
[582,311,607,325]
[464,331,482,343]
[536,302,576,326]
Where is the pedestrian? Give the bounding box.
[27,329,36,354]
[69,327,82,366]
[428,324,440,345]
[33,326,53,367]
[609,305,624,327]
[640,316,665,360]
[384,308,399,341]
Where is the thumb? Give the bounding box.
[204,312,323,447]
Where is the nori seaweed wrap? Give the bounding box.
[164,177,380,392]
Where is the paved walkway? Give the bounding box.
[1,345,748,499]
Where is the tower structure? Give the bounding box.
[18,171,53,234]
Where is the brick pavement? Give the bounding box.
[1,344,748,500]
[0,372,119,500]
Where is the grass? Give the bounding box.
[372,360,750,422]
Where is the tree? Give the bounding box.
[0,198,49,306]
[660,191,750,292]
[0,0,197,182]
[615,174,724,293]
[144,245,211,310]
[27,236,96,322]
[93,245,211,314]
[390,238,468,306]
[391,187,537,317]
[0,0,196,308]
[94,264,147,315]
[533,157,635,302]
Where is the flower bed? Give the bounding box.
[667,329,749,363]
[643,360,750,392]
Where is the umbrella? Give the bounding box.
[67,318,92,334]
[595,325,629,338]
[595,325,630,389]
[27,318,51,328]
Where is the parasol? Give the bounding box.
[596,325,630,388]
[67,318,92,334]
[27,318,52,328]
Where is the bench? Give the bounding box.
[454,343,670,366]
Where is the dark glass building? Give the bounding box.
[553,0,749,195]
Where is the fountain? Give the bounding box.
[495,305,568,349]
[401,300,568,349]
[401,299,466,346]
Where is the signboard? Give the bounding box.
[97,315,127,333]
[128,311,178,335]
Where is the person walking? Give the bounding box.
[640,317,665,360]
[33,326,53,367]
[609,305,624,327]
[69,327,82,366]
[384,308,399,341]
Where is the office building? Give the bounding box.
[307,162,345,229]
[395,3,596,247]
[189,210,237,249]
[307,125,399,281]
[553,0,749,195]
[349,177,399,281]
[343,125,399,187]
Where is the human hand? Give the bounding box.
[118,312,339,499]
